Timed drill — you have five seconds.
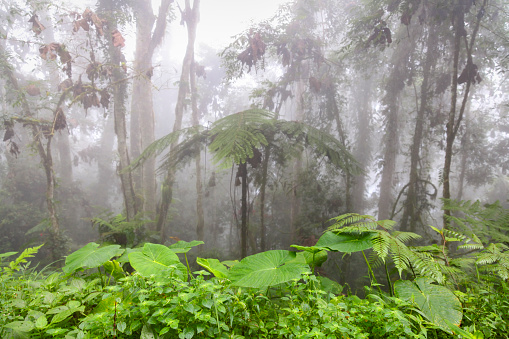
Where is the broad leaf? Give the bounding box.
[196,258,228,278]
[316,231,374,253]
[289,247,328,268]
[394,277,462,332]
[63,243,124,274]
[129,243,186,279]
[168,240,204,253]
[317,276,343,295]
[227,250,310,288]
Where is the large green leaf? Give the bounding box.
[227,250,310,288]
[128,243,186,279]
[394,277,462,331]
[168,240,204,253]
[289,245,328,268]
[316,231,374,253]
[63,243,124,274]
[196,258,228,278]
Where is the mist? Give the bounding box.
[0,0,508,286]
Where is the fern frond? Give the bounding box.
[392,231,422,243]
[129,126,200,171]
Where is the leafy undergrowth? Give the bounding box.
[1,210,508,338]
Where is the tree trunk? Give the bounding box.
[0,45,60,258]
[401,25,438,232]
[190,49,205,241]
[157,0,200,241]
[101,16,138,220]
[352,78,372,213]
[377,26,414,220]
[130,0,172,225]
[442,0,486,228]
[240,162,248,258]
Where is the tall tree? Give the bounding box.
[130,0,173,222]
[157,0,200,241]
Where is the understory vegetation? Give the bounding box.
[1,207,508,339]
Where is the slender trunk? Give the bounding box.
[401,26,437,232]
[259,145,270,251]
[191,54,204,241]
[240,162,248,258]
[377,26,414,220]
[158,0,200,241]
[106,26,138,220]
[443,0,486,227]
[0,45,60,257]
[290,77,305,245]
[131,0,172,224]
[352,78,372,212]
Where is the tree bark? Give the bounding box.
[240,162,248,258]
[442,0,486,228]
[158,0,200,241]
[401,25,438,232]
[130,0,173,224]
[377,26,414,220]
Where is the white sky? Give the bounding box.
[166,0,290,60]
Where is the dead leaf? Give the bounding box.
[73,18,90,32]
[90,12,104,36]
[111,29,125,48]
[9,141,20,158]
[39,43,59,60]
[3,122,14,141]
[309,76,321,94]
[54,107,67,131]
[58,79,73,92]
[26,84,41,96]
[28,14,45,35]
[100,89,110,108]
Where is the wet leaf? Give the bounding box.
[54,108,67,131]
[99,89,110,108]
[26,83,41,96]
[111,29,125,48]
[28,14,45,35]
[58,79,73,92]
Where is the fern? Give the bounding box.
[3,244,44,275]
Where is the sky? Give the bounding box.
[167,0,290,60]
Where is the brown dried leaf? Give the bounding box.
[39,43,59,60]
[26,83,41,96]
[73,77,85,99]
[54,107,67,131]
[86,62,100,81]
[57,46,72,64]
[73,18,90,32]
[111,29,125,48]
[9,141,20,158]
[28,14,45,35]
[309,76,322,94]
[58,78,73,92]
[90,13,104,36]
[100,89,110,108]
[3,124,14,141]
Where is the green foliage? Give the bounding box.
[1,219,508,338]
[2,244,43,276]
[227,250,310,288]
[394,277,463,332]
[128,243,187,280]
[91,213,148,247]
[62,242,124,274]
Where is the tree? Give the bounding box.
[133,109,361,257]
[130,0,173,221]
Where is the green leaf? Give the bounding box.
[4,321,34,332]
[103,260,125,280]
[0,251,18,260]
[228,250,310,288]
[35,315,48,329]
[196,257,228,278]
[316,231,375,253]
[394,277,462,332]
[168,240,204,253]
[140,324,156,339]
[317,276,343,295]
[63,242,124,274]
[129,243,186,279]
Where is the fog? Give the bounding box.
[0,0,508,285]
